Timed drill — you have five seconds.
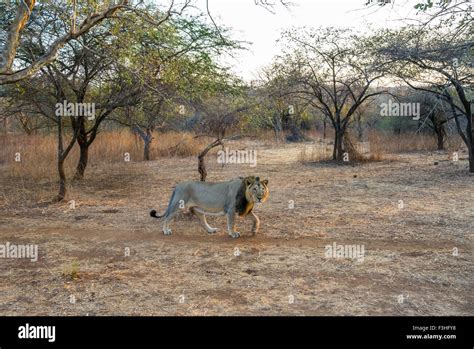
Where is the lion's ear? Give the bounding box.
[261,179,268,186]
[245,176,256,186]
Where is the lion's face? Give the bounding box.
[245,176,269,204]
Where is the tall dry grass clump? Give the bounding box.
[298,130,464,164]
[298,142,334,163]
[151,132,210,157]
[91,130,209,163]
[0,130,210,181]
[368,131,464,153]
[368,131,433,153]
[0,130,212,208]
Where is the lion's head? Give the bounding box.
[244,176,269,204]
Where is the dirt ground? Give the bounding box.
[0,142,473,315]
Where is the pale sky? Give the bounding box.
[190,0,423,81]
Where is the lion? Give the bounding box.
[150,176,269,238]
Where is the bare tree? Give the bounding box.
[278,27,389,160]
[377,25,473,171]
[11,70,79,201]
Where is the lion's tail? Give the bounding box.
[150,188,176,219]
[150,210,165,219]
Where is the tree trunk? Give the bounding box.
[73,116,88,180]
[468,109,474,173]
[273,127,279,143]
[3,116,8,134]
[198,153,207,182]
[55,105,79,202]
[356,114,363,142]
[446,90,473,172]
[430,112,446,151]
[57,158,66,202]
[333,127,344,161]
[469,129,474,173]
[74,143,89,180]
[132,125,153,161]
[198,139,222,181]
[436,127,445,151]
[143,127,153,161]
[273,113,283,143]
[322,118,327,140]
[56,113,66,202]
[144,140,151,161]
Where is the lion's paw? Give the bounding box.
[207,228,218,234]
[229,231,241,238]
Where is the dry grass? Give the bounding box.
[0,129,467,210]
[298,142,334,163]
[298,131,464,164]
[0,131,212,208]
[2,129,461,179]
[0,128,465,178]
[368,131,464,153]
[0,131,211,181]
[298,139,385,163]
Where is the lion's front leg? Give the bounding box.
[250,211,260,235]
[225,210,240,238]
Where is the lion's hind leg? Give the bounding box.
[162,210,178,235]
[191,207,218,234]
[162,190,181,235]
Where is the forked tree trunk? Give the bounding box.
[55,103,79,202]
[73,116,88,180]
[132,125,154,161]
[198,139,222,182]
